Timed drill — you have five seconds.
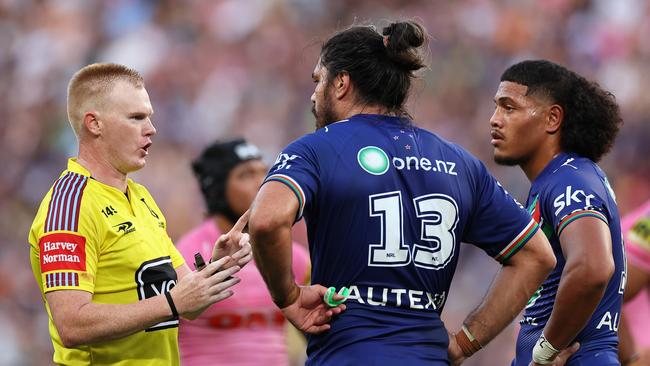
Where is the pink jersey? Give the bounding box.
[622,200,650,348]
[176,220,310,366]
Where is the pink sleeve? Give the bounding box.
[627,242,650,273]
[623,201,650,273]
[291,243,311,285]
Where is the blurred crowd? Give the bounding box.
[1,0,648,364]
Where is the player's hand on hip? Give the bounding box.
[212,210,253,269]
[281,284,346,334]
[529,342,580,366]
[446,329,466,366]
[170,256,241,315]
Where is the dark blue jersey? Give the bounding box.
[513,152,625,366]
[265,114,538,365]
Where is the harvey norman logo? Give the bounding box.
[39,232,87,272]
[357,146,457,176]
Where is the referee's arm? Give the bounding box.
[46,259,239,348]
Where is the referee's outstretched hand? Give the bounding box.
[212,210,253,270]
[281,285,346,334]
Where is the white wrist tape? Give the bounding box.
[532,334,560,365]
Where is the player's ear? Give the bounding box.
[83,111,102,137]
[546,104,563,134]
[334,71,351,100]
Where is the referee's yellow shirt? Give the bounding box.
[29,158,185,365]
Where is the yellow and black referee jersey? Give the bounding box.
[28,158,185,366]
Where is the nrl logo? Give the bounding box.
[114,221,136,235]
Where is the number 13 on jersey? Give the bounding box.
[368,191,459,270]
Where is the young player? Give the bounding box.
[177,139,310,365]
[490,60,624,366]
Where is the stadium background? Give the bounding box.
[1,0,649,365]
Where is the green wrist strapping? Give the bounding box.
[323,286,350,307]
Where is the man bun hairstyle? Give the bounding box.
[382,21,427,71]
[320,19,428,116]
[500,60,622,162]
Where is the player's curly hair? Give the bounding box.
[319,20,428,116]
[500,60,622,162]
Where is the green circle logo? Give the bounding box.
[357,146,389,175]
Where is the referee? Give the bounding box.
[28,63,252,365]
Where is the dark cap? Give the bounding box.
[192,138,262,216]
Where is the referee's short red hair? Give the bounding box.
[67,63,144,138]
